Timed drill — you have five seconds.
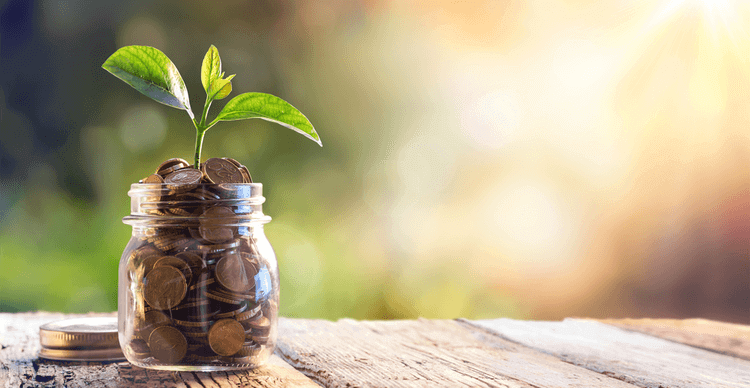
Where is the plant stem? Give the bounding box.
[200,96,212,127]
[193,126,206,169]
[191,95,215,168]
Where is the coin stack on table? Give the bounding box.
[121,157,275,367]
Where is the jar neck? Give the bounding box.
[130,224,264,238]
[123,183,271,228]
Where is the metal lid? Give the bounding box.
[39,317,125,361]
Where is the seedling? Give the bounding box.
[102,45,321,168]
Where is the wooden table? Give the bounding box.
[2,312,749,387]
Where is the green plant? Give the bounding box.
[102,45,321,167]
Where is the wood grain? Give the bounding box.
[0,312,319,388]
[466,318,750,388]
[599,318,750,361]
[277,317,640,388]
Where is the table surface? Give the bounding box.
[2,312,749,387]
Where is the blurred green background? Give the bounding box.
[1,0,749,322]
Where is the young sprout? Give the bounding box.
[102,45,321,168]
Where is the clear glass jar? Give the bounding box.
[119,183,278,371]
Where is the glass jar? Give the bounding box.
[119,183,278,371]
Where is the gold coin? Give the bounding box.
[215,251,258,293]
[129,246,163,280]
[247,315,270,336]
[148,326,188,364]
[214,302,249,319]
[206,290,245,305]
[236,303,262,323]
[202,157,244,184]
[235,341,262,357]
[143,310,171,331]
[176,251,206,272]
[198,206,237,243]
[142,174,164,184]
[208,319,245,356]
[156,158,190,175]
[144,266,187,310]
[155,255,193,285]
[165,168,203,185]
[198,240,240,252]
[128,338,150,359]
[189,276,215,291]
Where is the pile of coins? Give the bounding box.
[123,157,275,366]
[141,157,252,186]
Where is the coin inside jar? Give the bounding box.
[202,157,244,184]
[144,266,187,310]
[130,246,163,280]
[215,251,258,293]
[208,319,245,356]
[136,310,172,337]
[198,206,237,243]
[148,326,188,363]
[154,255,193,285]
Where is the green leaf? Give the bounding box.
[201,45,222,94]
[216,93,321,146]
[209,75,235,100]
[102,45,193,119]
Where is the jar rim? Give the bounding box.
[124,182,271,226]
[128,182,263,195]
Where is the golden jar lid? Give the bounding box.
[39,317,125,361]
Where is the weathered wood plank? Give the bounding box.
[465,318,750,388]
[277,317,641,388]
[0,312,319,388]
[599,318,750,361]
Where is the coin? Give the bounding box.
[208,319,245,356]
[155,255,193,285]
[128,338,150,358]
[222,157,243,169]
[136,310,172,338]
[158,164,188,177]
[156,158,190,176]
[143,174,165,184]
[176,251,206,272]
[206,290,245,305]
[165,168,203,185]
[202,157,243,184]
[236,303,262,324]
[247,315,271,336]
[238,165,252,183]
[235,341,262,357]
[148,326,188,363]
[215,251,258,293]
[130,246,163,280]
[198,206,237,243]
[214,302,249,319]
[144,266,187,310]
[198,240,240,252]
[220,158,252,183]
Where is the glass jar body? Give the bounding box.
[119,183,278,371]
